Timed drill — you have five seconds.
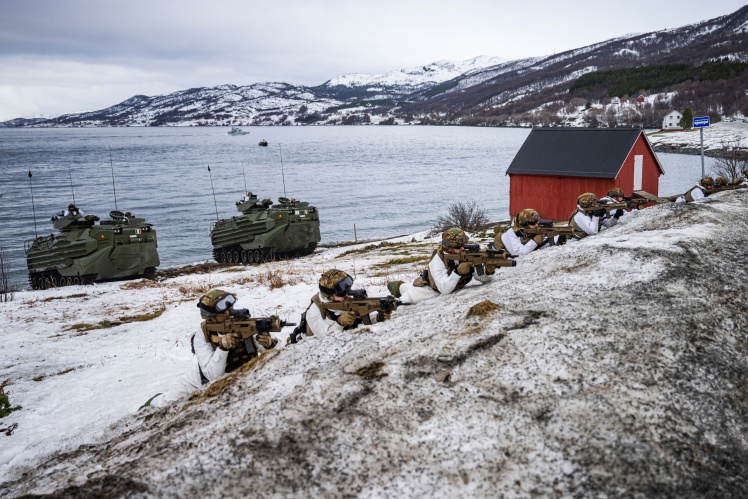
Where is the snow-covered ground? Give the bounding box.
[647,120,748,153]
[1,190,747,497]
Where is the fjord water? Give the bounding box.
[0,126,713,288]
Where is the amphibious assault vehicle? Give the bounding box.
[210,194,321,264]
[25,210,160,290]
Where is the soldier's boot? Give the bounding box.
[387,280,404,298]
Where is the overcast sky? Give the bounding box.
[0,0,745,121]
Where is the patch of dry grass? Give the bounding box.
[372,255,429,268]
[256,266,302,290]
[42,293,88,302]
[32,366,80,382]
[457,300,504,337]
[466,300,502,318]
[354,361,388,380]
[154,262,221,280]
[177,283,214,298]
[337,241,401,258]
[121,279,162,290]
[65,307,167,333]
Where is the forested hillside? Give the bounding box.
[399,6,748,128]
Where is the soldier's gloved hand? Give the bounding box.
[557,235,567,245]
[338,311,356,327]
[532,235,545,246]
[256,332,278,349]
[219,332,240,350]
[484,264,496,275]
[378,310,392,321]
[592,209,606,217]
[614,209,624,219]
[456,262,473,275]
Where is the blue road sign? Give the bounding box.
[693,116,710,128]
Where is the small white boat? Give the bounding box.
[228,127,248,136]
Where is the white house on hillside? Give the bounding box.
[663,110,683,130]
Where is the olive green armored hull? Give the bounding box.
[25,212,160,290]
[210,196,321,263]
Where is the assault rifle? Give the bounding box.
[204,314,295,354]
[522,220,581,245]
[713,183,747,194]
[632,190,673,204]
[622,196,650,209]
[318,295,402,324]
[287,291,402,345]
[582,198,648,216]
[443,243,516,273]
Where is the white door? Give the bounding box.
[633,155,643,191]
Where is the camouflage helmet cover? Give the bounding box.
[441,228,468,248]
[517,208,540,227]
[743,167,748,176]
[608,187,625,198]
[714,176,728,187]
[197,289,235,316]
[319,269,350,296]
[699,176,715,188]
[577,192,597,208]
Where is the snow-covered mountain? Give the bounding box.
[324,55,507,88]
[0,56,508,128]
[406,5,748,125]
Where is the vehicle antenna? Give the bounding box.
[109,147,118,211]
[242,161,248,194]
[278,143,287,198]
[67,163,76,206]
[208,165,219,221]
[28,170,38,238]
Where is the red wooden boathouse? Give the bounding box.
[505,127,664,220]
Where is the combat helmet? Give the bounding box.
[699,176,715,189]
[608,187,624,198]
[743,167,748,177]
[197,289,236,317]
[442,228,468,248]
[714,176,728,188]
[516,209,540,227]
[319,269,353,298]
[577,193,597,208]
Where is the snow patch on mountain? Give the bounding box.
[325,55,506,88]
[455,56,546,90]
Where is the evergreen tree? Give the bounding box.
[679,107,693,130]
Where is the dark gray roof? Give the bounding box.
[506,127,662,178]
